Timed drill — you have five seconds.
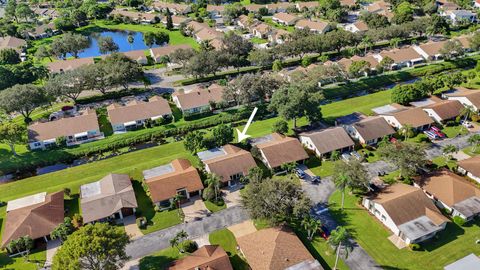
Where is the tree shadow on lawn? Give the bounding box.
[64,194,80,218]
[132,179,156,223]
[327,202,359,235]
[228,253,250,270]
[138,254,176,270]
[421,222,465,252]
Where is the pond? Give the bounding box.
[71,30,161,58]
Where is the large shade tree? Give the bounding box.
[378,141,427,180]
[0,121,26,156]
[52,223,130,270]
[0,84,50,122]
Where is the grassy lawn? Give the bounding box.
[209,229,250,270]
[96,108,114,137]
[305,157,335,178]
[138,246,185,270]
[203,200,226,213]
[0,248,47,270]
[442,125,469,138]
[250,37,268,44]
[432,156,458,170]
[462,146,480,156]
[328,190,480,270]
[91,20,199,48]
[380,170,400,184]
[263,18,295,32]
[357,148,381,163]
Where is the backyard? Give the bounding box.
[328,190,480,269]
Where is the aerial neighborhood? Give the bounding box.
[1,0,480,270]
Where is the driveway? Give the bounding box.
[182,197,209,222]
[228,220,257,238]
[223,185,242,208]
[125,205,249,260]
[124,215,143,239]
[426,131,480,159]
[298,164,335,204]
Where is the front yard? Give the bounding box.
[328,190,480,269]
[0,248,47,270]
[305,157,335,178]
[209,229,250,270]
[442,125,469,138]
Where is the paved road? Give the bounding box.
[125,205,249,260]
[426,131,480,159]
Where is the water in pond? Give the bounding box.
[70,30,161,58]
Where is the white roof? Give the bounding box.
[7,192,47,212]
[444,254,480,270]
[80,181,102,198]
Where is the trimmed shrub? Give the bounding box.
[181,240,197,253]
[453,216,466,226]
[409,243,421,251]
[136,217,147,229]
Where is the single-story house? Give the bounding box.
[80,173,138,224]
[344,116,396,145]
[28,108,103,150]
[444,254,480,270]
[153,2,191,15]
[296,1,319,11]
[367,1,392,13]
[457,35,472,51]
[414,40,448,61]
[198,144,257,186]
[422,100,464,124]
[299,127,354,157]
[266,2,292,14]
[476,0,480,8]
[186,21,210,35]
[110,9,159,24]
[376,47,424,69]
[336,55,379,74]
[244,4,265,13]
[381,107,434,131]
[340,0,357,7]
[457,156,480,183]
[46,57,95,73]
[149,44,192,63]
[193,27,223,48]
[122,50,148,65]
[345,21,369,33]
[0,36,26,54]
[144,159,204,210]
[168,245,233,270]
[363,183,449,244]
[252,23,272,39]
[295,19,330,34]
[28,23,59,39]
[268,29,290,44]
[237,14,252,29]
[237,227,323,270]
[272,12,300,26]
[172,84,225,115]
[161,15,190,28]
[444,88,480,112]
[443,10,477,24]
[206,5,225,18]
[250,133,309,169]
[33,8,59,20]
[415,170,480,221]
[107,96,172,133]
[1,191,64,249]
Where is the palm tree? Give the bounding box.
[328,226,352,270]
[360,36,373,55]
[442,144,457,162]
[390,38,401,49]
[169,236,180,252]
[460,105,476,132]
[333,172,350,210]
[468,134,480,153]
[301,216,322,240]
[205,174,221,202]
[399,124,414,140]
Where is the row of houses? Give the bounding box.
[364,168,480,245]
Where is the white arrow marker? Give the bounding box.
[236,107,258,142]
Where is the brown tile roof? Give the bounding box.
[162,15,190,25]
[416,170,480,207]
[0,36,26,50]
[255,133,309,168]
[244,4,264,12]
[418,41,448,57]
[340,0,357,6]
[150,44,192,59]
[296,1,319,9]
[295,19,329,32]
[168,245,233,270]
[173,84,225,110]
[237,227,321,270]
[353,117,396,142]
[457,36,471,49]
[380,47,423,63]
[145,159,204,203]
[80,174,138,223]
[253,23,271,35]
[367,1,391,12]
[30,22,56,36]
[187,21,209,33]
[272,12,299,24]
[28,109,100,142]
[111,9,158,21]
[47,57,95,73]
[122,50,148,62]
[458,156,480,178]
[1,191,64,248]
[353,21,369,31]
[390,107,434,128]
[107,96,172,125]
[445,89,480,108]
[300,127,354,155]
[195,28,223,41]
[425,100,463,121]
[203,144,257,183]
[153,2,190,13]
[266,2,293,10]
[351,54,379,68]
[368,183,448,226]
[206,5,225,12]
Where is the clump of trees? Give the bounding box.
[223,72,285,106]
[391,72,467,105]
[50,33,90,59]
[52,223,130,270]
[378,141,427,181]
[0,84,50,122]
[184,123,234,153]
